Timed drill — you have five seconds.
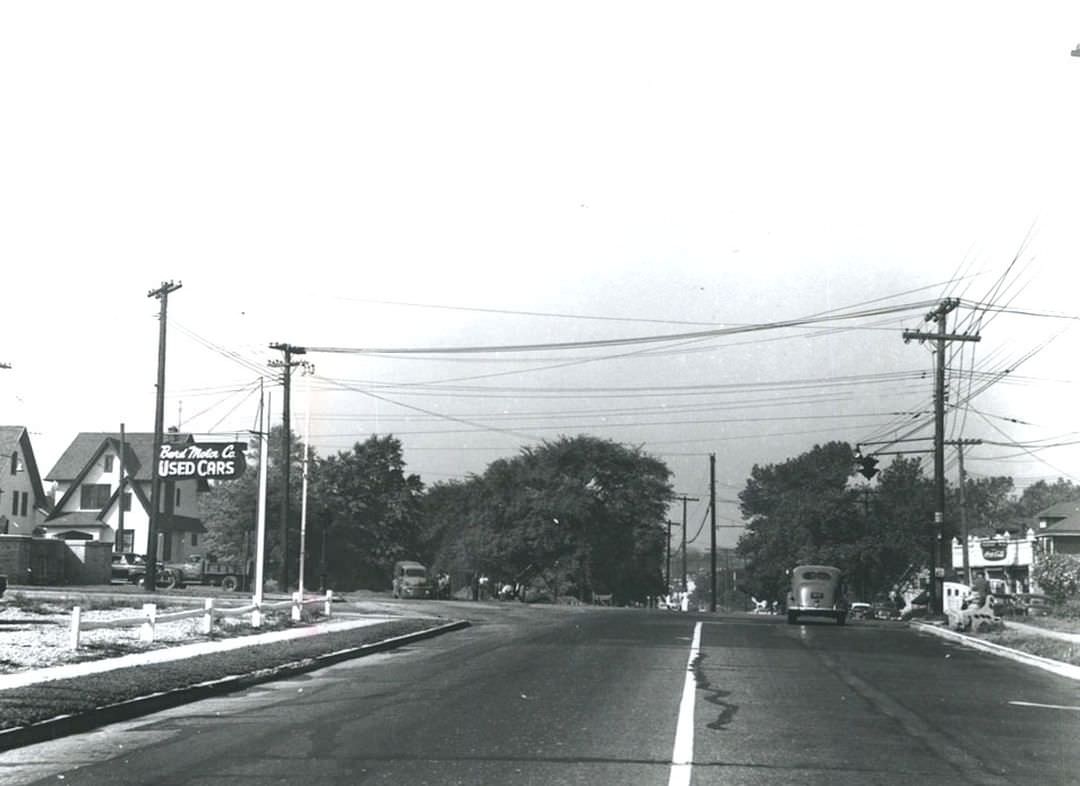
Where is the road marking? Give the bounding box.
[669,621,702,786]
[1009,700,1080,712]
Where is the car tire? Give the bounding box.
[221,575,240,592]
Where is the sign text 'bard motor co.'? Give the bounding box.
[158,443,247,480]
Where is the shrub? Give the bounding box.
[1032,553,1080,601]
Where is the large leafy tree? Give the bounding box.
[736,443,942,603]
[867,456,935,594]
[736,442,860,602]
[309,434,424,591]
[421,435,673,604]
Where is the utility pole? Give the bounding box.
[666,520,676,591]
[675,494,700,596]
[146,281,182,592]
[710,453,717,613]
[117,424,126,554]
[269,342,307,591]
[948,438,982,585]
[903,298,979,613]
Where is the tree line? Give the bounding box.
[198,430,1077,605]
[734,441,1079,604]
[198,430,674,602]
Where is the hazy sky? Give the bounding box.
[3,3,1080,548]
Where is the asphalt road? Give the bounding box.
[2,605,1079,785]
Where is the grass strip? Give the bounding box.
[0,618,441,731]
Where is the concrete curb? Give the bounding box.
[0,618,470,752]
[912,621,1080,682]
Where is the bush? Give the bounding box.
[1032,553,1080,601]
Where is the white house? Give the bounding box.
[43,431,207,562]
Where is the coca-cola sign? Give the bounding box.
[979,541,1008,561]
[158,442,247,480]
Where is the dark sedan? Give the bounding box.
[110,552,147,584]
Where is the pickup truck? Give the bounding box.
[163,554,249,591]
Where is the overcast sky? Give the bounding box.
[3,2,1080,548]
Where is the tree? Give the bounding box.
[865,455,935,596]
[421,435,673,604]
[309,435,424,591]
[736,442,860,603]
[736,444,941,603]
[1011,479,1080,523]
[199,425,308,586]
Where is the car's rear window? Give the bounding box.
[800,571,836,581]
[404,568,426,577]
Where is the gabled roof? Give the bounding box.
[0,425,49,506]
[1035,498,1080,536]
[45,431,204,523]
[45,432,193,482]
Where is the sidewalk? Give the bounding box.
[913,618,1080,682]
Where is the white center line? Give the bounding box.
[669,621,702,786]
[1009,700,1080,712]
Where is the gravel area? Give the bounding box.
[0,599,322,673]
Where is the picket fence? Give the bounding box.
[68,591,334,650]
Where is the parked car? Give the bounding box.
[391,560,434,599]
[849,602,872,620]
[111,552,147,584]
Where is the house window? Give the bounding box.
[80,484,111,510]
[20,492,27,518]
[163,534,173,561]
[10,452,22,475]
[191,532,198,547]
[10,494,16,516]
[121,531,135,551]
[122,492,132,512]
[104,455,114,473]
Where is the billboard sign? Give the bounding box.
[158,442,247,480]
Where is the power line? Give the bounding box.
[304,300,939,356]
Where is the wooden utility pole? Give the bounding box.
[117,424,126,553]
[903,298,979,613]
[710,453,717,613]
[948,438,982,585]
[146,281,182,592]
[269,342,306,591]
[666,520,676,590]
[675,493,700,595]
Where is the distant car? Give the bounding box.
[391,560,434,599]
[110,553,147,584]
[849,602,872,620]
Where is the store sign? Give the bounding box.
[980,541,1008,561]
[158,442,247,480]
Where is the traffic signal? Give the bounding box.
[858,455,879,480]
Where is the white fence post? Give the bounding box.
[201,598,215,635]
[69,606,82,650]
[291,591,303,622]
[324,590,333,618]
[140,603,157,643]
[251,601,262,629]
